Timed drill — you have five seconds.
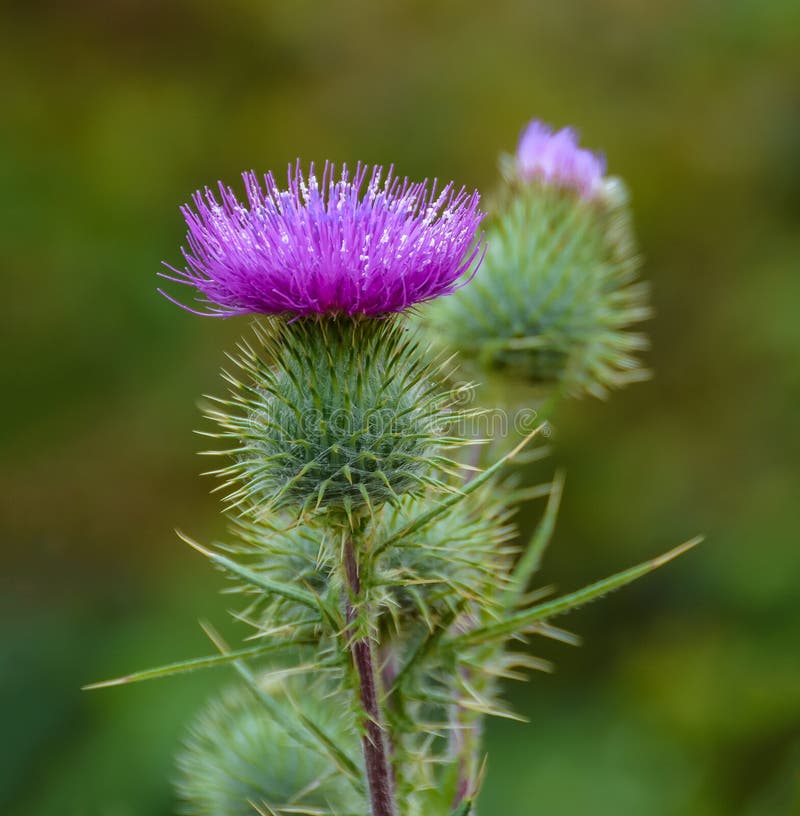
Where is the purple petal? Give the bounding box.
[516,120,606,199]
[162,162,485,318]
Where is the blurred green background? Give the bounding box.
[2,1,798,814]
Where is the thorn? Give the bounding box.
[199,619,230,654]
[175,529,215,559]
[81,675,133,691]
[650,536,703,567]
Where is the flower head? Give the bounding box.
[516,120,606,199]
[423,145,650,400]
[161,162,484,317]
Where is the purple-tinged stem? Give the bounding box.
[343,537,398,816]
[449,664,480,812]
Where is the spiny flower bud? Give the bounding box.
[176,677,364,816]
[423,119,651,400]
[204,316,470,521]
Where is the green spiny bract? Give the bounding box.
[421,178,651,400]
[369,488,516,633]
[216,484,517,643]
[203,316,470,522]
[176,675,365,816]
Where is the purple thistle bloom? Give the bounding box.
[516,120,606,199]
[161,162,485,317]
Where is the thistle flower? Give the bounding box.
[423,120,651,400]
[166,159,489,816]
[515,119,606,199]
[161,162,484,317]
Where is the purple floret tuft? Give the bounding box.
[160,162,485,317]
[516,120,606,199]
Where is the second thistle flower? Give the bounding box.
[423,120,652,401]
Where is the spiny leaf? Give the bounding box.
[200,623,364,790]
[528,621,582,647]
[451,537,702,647]
[373,423,545,557]
[82,638,306,690]
[503,469,564,608]
[178,530,324,615]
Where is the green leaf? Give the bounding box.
[503,470,564,608]
[451,537,702,647]
[450,799,472,816]
[177,530,323,613]
[373,424,545,557]
[82,639,303,690]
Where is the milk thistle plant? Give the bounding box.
[88,124,697,816]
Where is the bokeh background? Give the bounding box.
[2,1,799,814]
